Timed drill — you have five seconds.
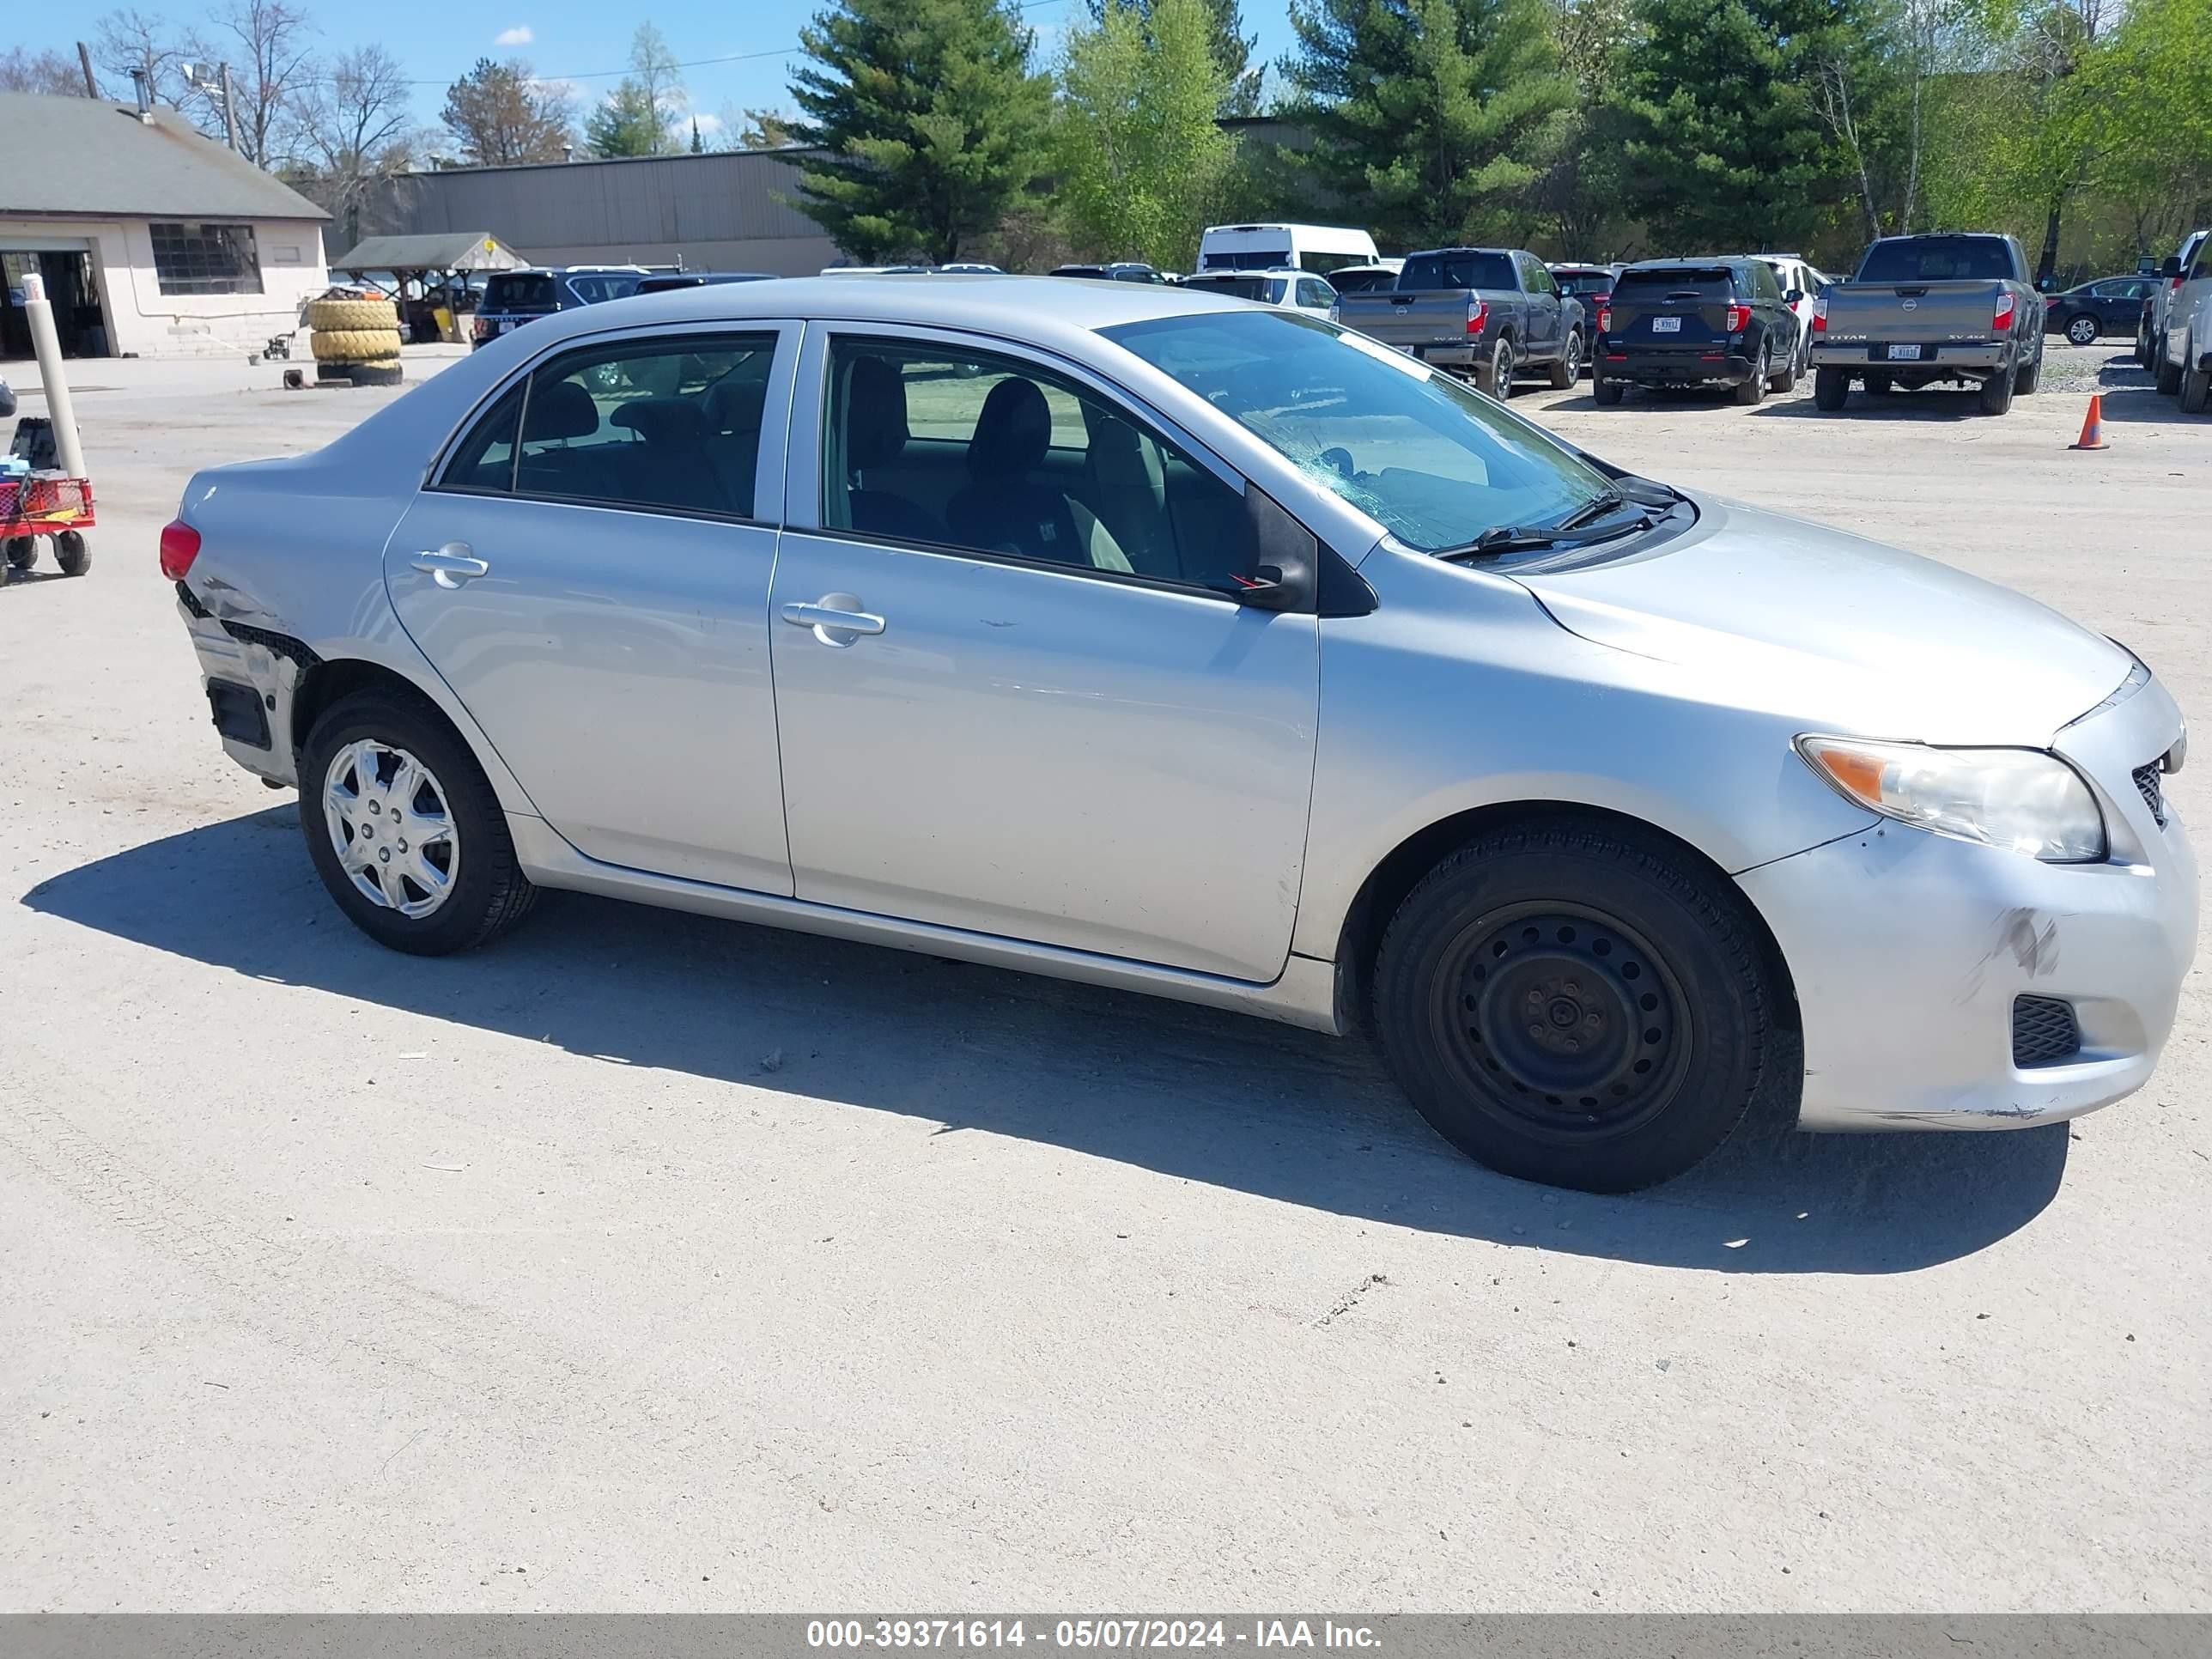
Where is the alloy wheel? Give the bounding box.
[321,738,461,919]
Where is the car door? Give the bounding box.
[382,322,799,893]
[765,325,1321,982]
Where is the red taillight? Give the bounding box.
[1991,293,2017,331]
[471,315,494,340]
[159,519,201,581]
[1812,293,1828,334]
[1596,303,1612,332]
[1466,298,1489,335]
[1724,302,1750,332]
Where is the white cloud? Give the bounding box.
[690,111,721,132]
[495,24,533,46]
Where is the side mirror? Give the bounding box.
[1217,486,1318,612]
[2161,256,2183,279]
[1784,288,1804,305]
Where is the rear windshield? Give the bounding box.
[1401,252,1516,291]
[1857,238,2014,283]
[1201,248,1292,270]
[1615,267,1734,301]
[1328,268,1399,294]
[1551,269,1613,295]
[483,273,559,313]
[1186,276,1279,301]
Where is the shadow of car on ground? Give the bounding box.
[22,807,2072,1276]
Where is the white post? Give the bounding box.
[20,274,88,480]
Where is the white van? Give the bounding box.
[1197,223,1382,276]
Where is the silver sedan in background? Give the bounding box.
[161,276,2197,1192]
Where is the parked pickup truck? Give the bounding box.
[1334,247,1584,398]
[1810,233,2045,415]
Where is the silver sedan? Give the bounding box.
[162,276,2198,1192]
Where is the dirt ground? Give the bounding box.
[1,337,2205,1613]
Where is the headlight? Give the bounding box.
[1796,736,2106,862]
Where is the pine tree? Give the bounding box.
[586,81,664,157]
[787,0,1053,264]
[1614,0,1843,249]
[1279,0,1575,249]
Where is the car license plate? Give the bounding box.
[1651,316,1681,333]
[1886,343,1923,360]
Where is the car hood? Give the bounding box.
[1509,497,2133,743]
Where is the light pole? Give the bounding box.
[181,60,240,154]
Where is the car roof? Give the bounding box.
[558,273,1258,343]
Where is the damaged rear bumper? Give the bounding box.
[177,580,314,788]
[1739,677,2197,1132]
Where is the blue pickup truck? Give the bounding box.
[1332,246,1585,397]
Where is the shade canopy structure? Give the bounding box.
[329,233,523,275]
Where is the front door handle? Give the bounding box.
[781,593,885,647]
[411,544,489,589]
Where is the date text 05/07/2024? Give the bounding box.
[806,1620,1382,1650]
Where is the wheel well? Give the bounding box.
[290,658,449,759]
[1331,800,1800,1035]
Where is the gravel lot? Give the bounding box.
[2,337,2205,1613]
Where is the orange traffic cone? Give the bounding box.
[2069,393,2109,451]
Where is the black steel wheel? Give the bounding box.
[1373,817,1777,1192]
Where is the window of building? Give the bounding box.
[149,223,263,296]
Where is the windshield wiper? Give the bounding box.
[1549,489,1626,532]
[1437,498,1656,561]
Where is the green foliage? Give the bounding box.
[788,0,1054,264]
[586,80,665,158]
[1057,0,1241,267]
[1087,0,1261,112]
[1279,0,1577,248]
[1613,0,1844,251]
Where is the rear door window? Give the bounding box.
[446,332,780,517]
[565,273,642,305]
[1401,252,1517,290]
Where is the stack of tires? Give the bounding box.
[308,297,404,388]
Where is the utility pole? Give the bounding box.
[220,63,239,154]
[76,40,98,98]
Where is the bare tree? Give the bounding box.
[210,0,319,167]
[0,47,90,94]
[294,44,417,240]
[91,9,214,109]
[628,22,685,153]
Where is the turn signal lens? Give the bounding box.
[159,519,201,581]
[1796,736,2106,863]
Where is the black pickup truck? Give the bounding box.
[1809,233,2045,414]
[1333,247,1585,397]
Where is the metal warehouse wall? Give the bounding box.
[340,149,839,276]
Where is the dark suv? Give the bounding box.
[471,266,650,349]
[1594,257,1802,405]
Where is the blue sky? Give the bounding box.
[33,0,1302,146]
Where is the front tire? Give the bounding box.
[2183,346,2211,414]
[1372,817,1775,1194]
[2157,346,2182,394]
[1813,367,1849,410]
[52,531,88,575]
[1548,331,1583,389]
[1732,343,1769,404]
[3,535,33,572]
[300,688,538,956]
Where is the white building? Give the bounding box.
[0,90,329,362]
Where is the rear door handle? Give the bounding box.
[781,594,885,646]
[411,544,489,588]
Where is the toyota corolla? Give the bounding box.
[161,276,2197,1192]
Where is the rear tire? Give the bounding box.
[1548,331,1583,389]
[299,688,538,956]
[1591,373,1623,406]
[2183,347,2211,414]
[2156,348,2182,394]
[2014,349,2041,395]
[2064,313,2099,346]
[1768,340,1799,392]
[52,531,88,576]
[1813,367,1849,410]
[1372,817,1774,1194]
[3,535,33,572]
[1478,337,1515,399]
[1978,360,2016,415]
[1733,343,1769,404]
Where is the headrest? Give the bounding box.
[845,355,910,471]
[703,368,768,433]
[521,378,599,443]
[966,376,1051,480]
[611,397,707,447]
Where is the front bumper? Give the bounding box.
[1740,678,2197,1132]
